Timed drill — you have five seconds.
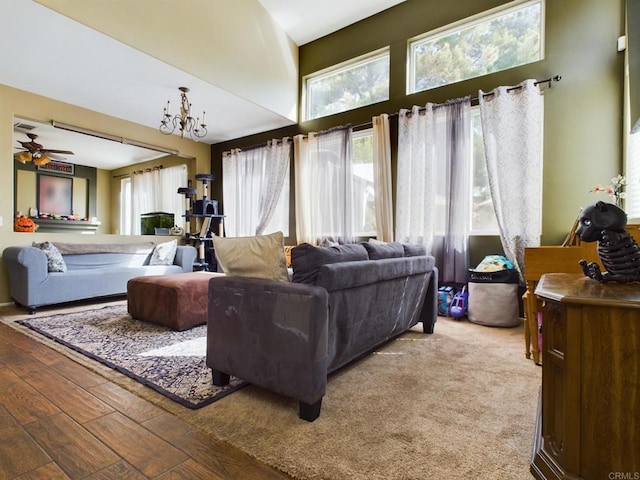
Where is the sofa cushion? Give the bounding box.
[402,243,427,257]
[32,241,67,272]
[362,240,405,259]
[149,239,178,265]
[316,255,435,291]
[291,243,368,284]
[213,231,289,282]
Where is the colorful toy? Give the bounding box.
[437,285,455,316]
[449,286,468,319]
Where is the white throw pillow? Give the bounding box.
[32,241,67,272]
[213,231,289,282]
[150,239,178,265]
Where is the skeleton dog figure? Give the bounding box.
[577,201,640,282]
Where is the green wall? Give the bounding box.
[211,0,625,255]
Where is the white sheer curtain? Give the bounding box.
[480,79,543,280]
[437,99,471,283]
[222,138,290,237]
[396,105,435,251]
[160,165,187,227]
[396,98,471,283]
[294,127,354,244]
[130,165,187,235]
[372,114,394,242]
[256,140,291,235]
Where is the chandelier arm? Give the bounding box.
[191,125,207,140]
[172,115,183,133]
[159,118,175,135]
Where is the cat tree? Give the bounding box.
[177,173,224,270]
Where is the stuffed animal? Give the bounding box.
[14,215,38,232]
[577,201,640,282]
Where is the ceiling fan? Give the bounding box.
[14,133,74,166]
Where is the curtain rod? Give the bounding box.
[51,121,180,156]
[222,137,291,155]
[225,75,562,152]
[475,74,560,102]
[355,74,562,127]
[112,165,163,179]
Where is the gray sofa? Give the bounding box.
[3,241,196,313]
[206,241,438,421]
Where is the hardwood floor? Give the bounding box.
[0,309,293,480]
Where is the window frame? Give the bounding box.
[407,0,545,95]
[302,47,390,122]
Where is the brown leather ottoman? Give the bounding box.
[127,272,223,330]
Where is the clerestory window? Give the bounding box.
[303,48,390,121]
[408,0,544,94]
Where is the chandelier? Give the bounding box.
[159,87,207,141]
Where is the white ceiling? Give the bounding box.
[257,0,406,46]
[13,117,168,170]
[1,0,404,170]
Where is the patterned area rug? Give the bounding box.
[17,305,246,408]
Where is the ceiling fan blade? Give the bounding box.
[17,134,74,156]
[46,152,69,161]
[42,149,74,155]
[18,140,38,151]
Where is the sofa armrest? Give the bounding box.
[206,276,329,406]
[174,245,197,272]
[2,246,49,306]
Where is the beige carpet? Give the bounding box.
[2,303,540,480]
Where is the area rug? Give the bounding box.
[16,304,246,409]
[174,316,542,480]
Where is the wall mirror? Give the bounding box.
[13,116,194,235]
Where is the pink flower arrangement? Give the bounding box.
[591,174,626,208]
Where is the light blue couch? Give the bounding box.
[3,241,196,313]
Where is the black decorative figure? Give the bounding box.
[577,201,640,282]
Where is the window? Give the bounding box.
[119,165,187,235]
[265,172,290,237]
[408,0,543,94]
[470,108,499,234]
[303,48,390,121]
[626,129,640,219]
[352,129,377,236]
[624,21,640,220]
[357,117,494,237]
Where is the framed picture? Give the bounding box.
[38,174,73,216]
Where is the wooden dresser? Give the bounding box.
[524,224,640,364]
[530,273,640,480]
